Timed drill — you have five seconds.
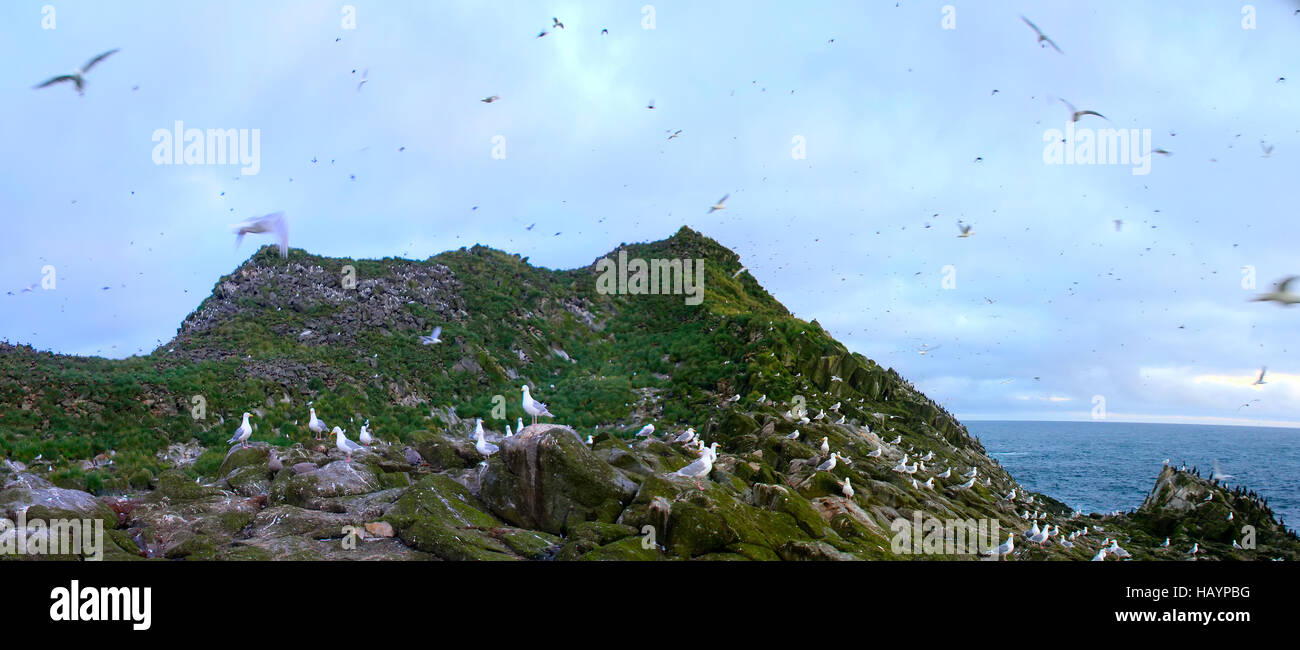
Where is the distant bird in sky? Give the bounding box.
[957,222,973,238]
[231,212,289,258]
[552,17,564,29]
[33,48,119,95]
[537,30,548,38]
[647,99,655,109]
[356,69,368,91]
[419,326,443,345]
[1059,98,1106,122]
[601,28,608,35]
[708,194,729,213]
[1253,367,1267,386]
[1114,219,1124,232]
[481,95,500,103]
[1020,16,1062,54]
[1260,141,1274,157]
[667,129,682,140]
[1251,276,1300,306]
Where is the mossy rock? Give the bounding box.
[579,536,664,561]
[726,542,781,561]
[218,445,270,478]
[493,528,561,559]
[557,521,637,560]
[154,470,224,502]
[383,474,517,561]
[478,424,638,536]
[407,430,472,471]
[226,465,271,497]
[666,500,739,558]
[164,533,218,559]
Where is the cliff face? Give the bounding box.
[0,227,1296,560]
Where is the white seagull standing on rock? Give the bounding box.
[820,437,830,454]
[786,430,800,440]
[232,211,289,258]
[816,454,838,472]
[670,445,715,490]
[841,477,854,499]
[308,407,327,440]
[334,427,364,462]
[635,424,655,437]
[988,534,1014,559]
[228,412,253,449]
[475,419,499,457]
[359,421,373,446]
[520,385,553,425]
[674,428,697,444]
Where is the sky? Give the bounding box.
[1,0,1298,427]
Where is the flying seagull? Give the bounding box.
[481,95,500,103]
[708,194,729,213]
[732,266,747,278]
[34,48,120,95]
[1020,16,1062,54]
[1059,98,1107,123]
[552,17,564,29]
[1253,367,1267,385]
[419,326,443,345]
[957,222,973,238]
[1251,276,1300,306]
[232,212,289,258]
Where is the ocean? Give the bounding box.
[965,420,1300,530]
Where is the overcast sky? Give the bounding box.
[1,1,1298,426]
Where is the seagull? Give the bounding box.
[1027,524,1049,547]
[1059,98,1107,123]
[1092,548,1108,561]
[816,454,837,472]
[841,477,854,499]
[227,413,253,449]
[552,17,564,29]
[1252,277,1300,305]
[674,428,697,444]
[707,194,729,213]
[1107,540,1132,559]
[419,326,443,345]
[1113,219,1124,232]
[671,444,715,490]
[731,266,747,278]
[1253,367,1267,385]
[814,410,825,421]
[889,435,902,445]
[33,48,120,95]
[308,408,327,440]
[820,437,830,454]
[866,446,882,458]
[1261,141,1274,157]
[481,95,500,103]
[505,425,513,438]
[647,99,654,109]
[1211,460,1234,481]
[988,533,1015,559]
[586,435,594,445]
[786,430,800,440]
[232,212,289,258]
[1020,16,1062,54]
[1160,537,1170,547]
[956,222,973,238]
[359,421,373,446]
[955,476,976,489]
[921,477,935,490]
[918,344,941,356]
[667,130,682,140]
[937,468,951,479]
[517,417,524,433]
[520,385,553,425]
[635,424,656,437]
[334,427,364,462]
[474,419,499,457]
[472,418,484,441]
[1188,542,1200,556]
